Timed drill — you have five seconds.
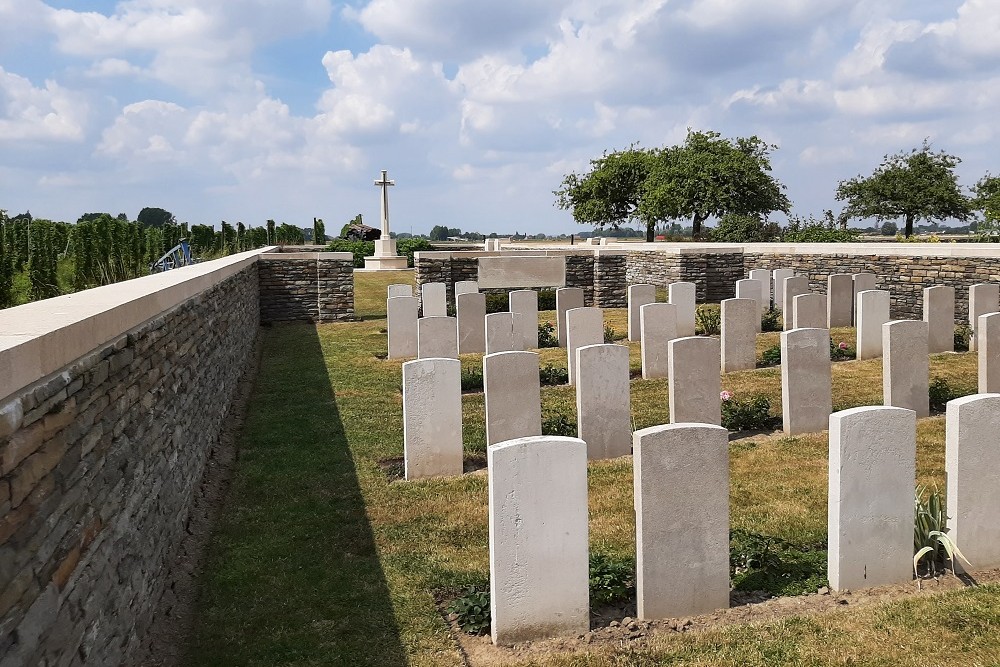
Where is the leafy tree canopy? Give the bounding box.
[973,174,1000,223]
[555,131,790,240]
[137,207,176,228]
[835,140,971,238]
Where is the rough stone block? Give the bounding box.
[772,269,794,312]
[856,289,890,360]
[721,298,756,373]
[668,337,720,425]
[793,293,827,330]
[640,303,677,380]
[575,344,631,460]
[978,313,1000,393]
[735,279,762,332]
[946,394,1000,571]
[923,285,955,353]
[387,283,412,298]
[883,320,929,417]
[969,283,999,352]
[484,351,541,446]
[668,282,697,338]
[781,328,832,435]
[488,436,589,645]
[486,313,522,355]
[566,307,604,386]
[827,274,853,328]
[456,292,486,355]
[748,269,771,310]
[402,358,463,480]
[628,285,657,342]
[828,406,915,591]
[385,296,420,359]
[633,423,729,620]
[509,290,539,350]
[781,276,808,330]
[556,287,585,348]
[421,282,447,317]
[417,316,458,359]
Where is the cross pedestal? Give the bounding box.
[364,169,409,270]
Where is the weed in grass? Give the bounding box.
[721,392,775,432]
[538,321,559,348]
[730,529,828,596]
[761,308,782,332]
[928,376,961,411]
[604,323,625,343]
[589,552,635,607]
[461,366,484,391]
[954,324,972,352]
[539,362,569,386]
[542,409,577,437]
[759,344,781,367]
[447,586,491,635]
[696,304,721,335]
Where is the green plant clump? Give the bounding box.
[589,552,635,606]
[914,486,969,576]
[538,321,559,348]
[830,339,856,360]
[721,392,775,432]
[447,586,491,635]
[730,530,828,596]
[928,376,961,412]
[759,345,781,367]
[537,289,556,310]
[539,362,569,386]
[760,308,781,332]
[484,292,509,314]
[603,323,625,343]
[461,366,483,392]
[954,324,972,352]
[541,409,576,437]
[695,304,721,335]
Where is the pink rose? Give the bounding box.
[838,342,848,350]
[720,390,733,401]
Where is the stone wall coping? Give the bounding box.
[415,249,620,260]
[0,247,275,404]
[504,241,1000,259]
[259,251,354,261]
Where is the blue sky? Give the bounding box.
[1,0,998,235]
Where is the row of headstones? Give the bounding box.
[487,395,1000,645]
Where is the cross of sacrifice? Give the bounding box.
[374,169,395,238]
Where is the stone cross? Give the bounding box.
[374,169,395,238]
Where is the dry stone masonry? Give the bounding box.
[259,252,355,323]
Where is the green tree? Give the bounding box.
[554,146,657,240]
[428,225,450,241]
[137,207,175,228]
[880,221,898,236]
[836,141,971,238]
[266,219,276,245]
[0,210,13,307]
[709,213,781,242]
[641,130,791,238]
[313,217,326,244]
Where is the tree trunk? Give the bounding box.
[692,212,706,239]
[905,214,914,238]
[646,222,654,243]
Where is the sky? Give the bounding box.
[0,0,998,235]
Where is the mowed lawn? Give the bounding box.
[186,271,1000,666]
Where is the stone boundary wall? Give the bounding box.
[0,250,266,665]
[413,250,626,310]
[258,252,355,323]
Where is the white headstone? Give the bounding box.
[484,351,542,446]
[852,273,876,325]
[923,285,955,354]
[509,290,539,350]
[772,269,794,312]
[721,298,757,373]
[417,316,458,359]
[421,282,447,317]
[792,293,827,330]
[827,274,853,328]
[978,313,1000,393]
[387,296,418,359]
[628,284,657,341]
[456,292,486,355]
[575,344,631,460]
[946,394,1000,571]
[782,276,809,330]
[566,307,604,386]
[388,283,412,298]
[828,406,915,591]
[748,269,771,310]
[883,320,929,417]
[489,436,589,645]
[556,287,585,347]
[735,279,762,332]
[969,283,999,352]
[486,312,522,355]
[668,336,721,425]
[668,282,697,338]
[781,328,832,435]
[633,423,729,620]
[403,358,463,479]
[856,289,890,360]
[640,303,678,380]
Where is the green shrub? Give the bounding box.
[928,376,973,412]
[537,289,556,310]
[537,321,559,348]
[730,529,828,596]
[695,304,721,335]
[830,339,856,360]
[954,324,972,352]
[484,292,509,314]
[539,362,568,386]
[603,323,625,343]
[914,485,969,576]
[461,366,483,392]
[395,238,434,267]
[589,553,635,606]
[761,308,781,332]
[447,586,491,635]
[541,409,576,436]
[326,239,373,267]
[759,345,781,367]
[709,213,782,243]
[720,392,775,432]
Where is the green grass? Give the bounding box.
[187,272,996,666]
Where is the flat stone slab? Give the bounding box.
[478,256,566,289]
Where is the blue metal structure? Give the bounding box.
[150,239,195,273]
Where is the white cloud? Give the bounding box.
[0,66,87,141]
